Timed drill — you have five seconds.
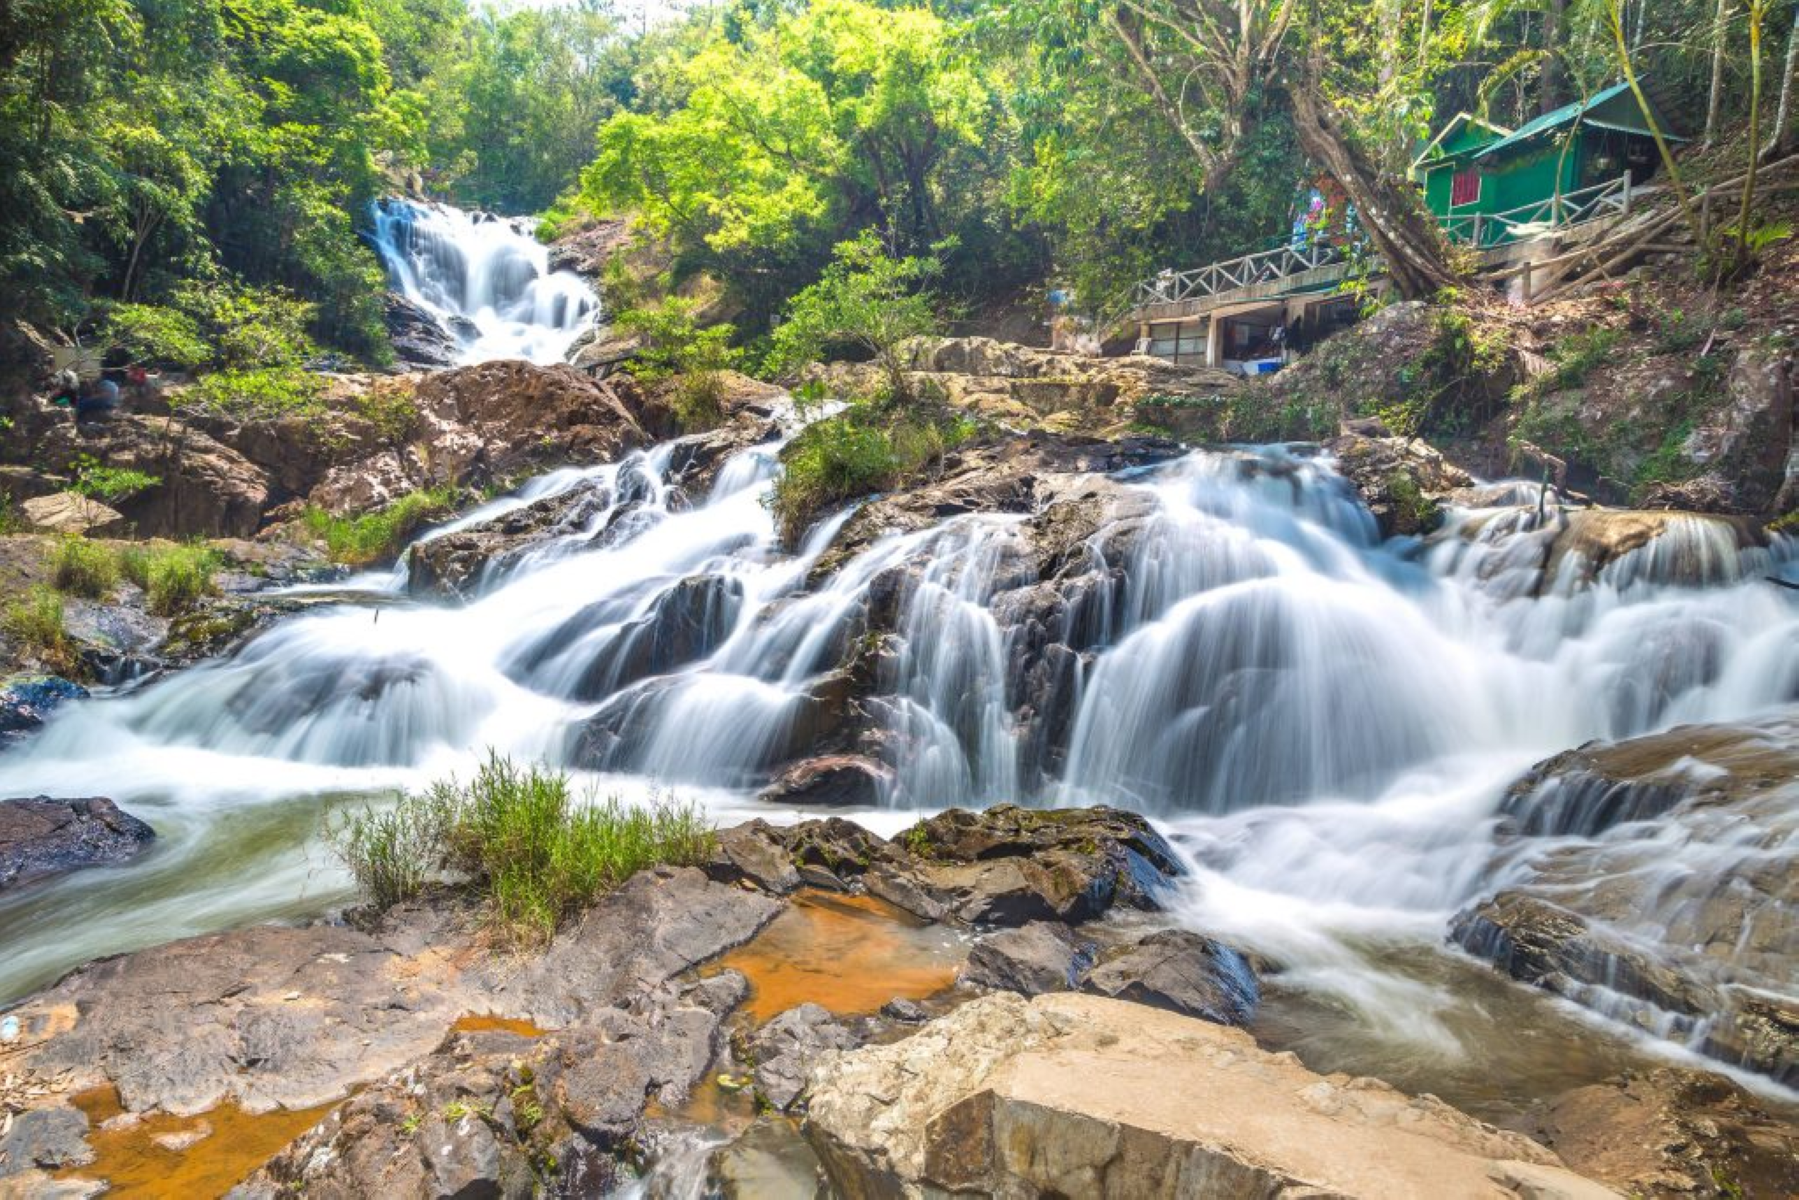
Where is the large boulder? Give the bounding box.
[0,796,155,893]
[1451,713,1799,1085]
[804,992,1615,1199]
[748,1003,860,1112]
[31,415,271,539]
[383,291,461,369]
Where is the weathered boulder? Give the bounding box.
[1536,1069,1799,1198]
[1080,928,1258,1026]
[0,796,155,893]
[747,1003,859,1112]
[1327,433,1473,537]
[707,1118,827,1199]
[896,805,1183,926]
[19,492,125,537]
[805,992,1615,1199]
[1452,713,1799,1085]
[960,922,1094,996]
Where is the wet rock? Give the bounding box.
[878,998,930,1024]
[748,1003,859,1112]
[1542,508,1768,588]
[707,1118,826,1199]
[1326,433,1472,537]
[1538,1068,1799,1198]
[19,492,125,537]
[896,804,1183,926]
[383,291,460,369]
[0,676,88,740]
[757,754,892,807]
[960,922,1094,996]
[807,431,1183,571]
[0,796,155,893]
[805,992,1611,1199]
[1452,713,1799,1085]
[409,479,619,598]
[661,410,781,501]
[1080,928,1259,1026]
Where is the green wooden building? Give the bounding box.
[1413,82,1683,246]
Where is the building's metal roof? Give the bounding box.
[1473,81,1685,160]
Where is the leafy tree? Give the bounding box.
[764,232,946,402]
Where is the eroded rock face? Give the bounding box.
[0,796,155,893]
[31,416,272,539]
[384,291,461,369]
[805,992,1614,1199]
[1536,1068,1799,1198]
[19,492,125,537]
[1327,433,1473,537]
[805,337,1240,438]
[1451,713,1799,1086]
[748,1003,859,1112]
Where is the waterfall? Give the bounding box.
[1,423,1795,1093]
[368,197,598,365]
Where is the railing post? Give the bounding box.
[1473,214,1483,246]
[1620,171,1632,215]
[1521,260,1533,301]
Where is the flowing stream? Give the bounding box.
[369,197,598,364]
[3,206,1797,1130]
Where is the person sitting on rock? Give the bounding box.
[75,376,121,423]
[49,368,80,408]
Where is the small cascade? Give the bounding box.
[368,197,597,364]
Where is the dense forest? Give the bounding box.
[2,0,1795,370]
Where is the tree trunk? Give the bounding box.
[1765,7,1798,159]
[1705,0,1732,145]
[1287,82,1459,299]
[1542,0,1568,113]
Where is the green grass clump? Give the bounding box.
[121,544,221,615]
[2,586,74,671]
[769,401,975,545]
[327,753,716,946]
[300,487,460,566]
[51,536,120,598]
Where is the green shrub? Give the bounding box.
[770,414,899,544]
[300,487,460,566]
[183,366,327,423]
[0,495,19,535]
[2,586,73,670]
[70,456,161,504]
[51,536,119,598]
[327,753,717,945]
[121,544,221,615]
[615,298,742,433]
[1547,326,1624,390]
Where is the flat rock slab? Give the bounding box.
[806,992,1618,1199]
[0,796,154,893]
[1,865,780,1187]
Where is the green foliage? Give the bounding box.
[769,398,975,544]
[51,537,120,598]
[121,544,221,615]
[1,587,74,672]
[100,304,211,369]
[70,455,161,504]
[0,496,20,536]
[1547,326,1624,390]
[184,367,327,423]
[327,753,717,945]
[764,233,946,399]
[300,487,460,566]
[614,297,742,431]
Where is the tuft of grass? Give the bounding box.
[121,543,221,615]
[769,401,976,545]
[327,753,716,946]
[51,536,120,598]
[301,487,460,567]
[0,494,20,535]
[2,586,75,671]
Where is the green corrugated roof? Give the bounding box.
[1474,81,1683,160]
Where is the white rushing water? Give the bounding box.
[1,417,1795,1102]
[369,197,598,364]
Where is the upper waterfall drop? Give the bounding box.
[369,197,598,365]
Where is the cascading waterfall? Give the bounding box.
[369,197,597,364]
[1,421,1795,1097]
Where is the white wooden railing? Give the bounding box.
[1134,172,1641,309]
